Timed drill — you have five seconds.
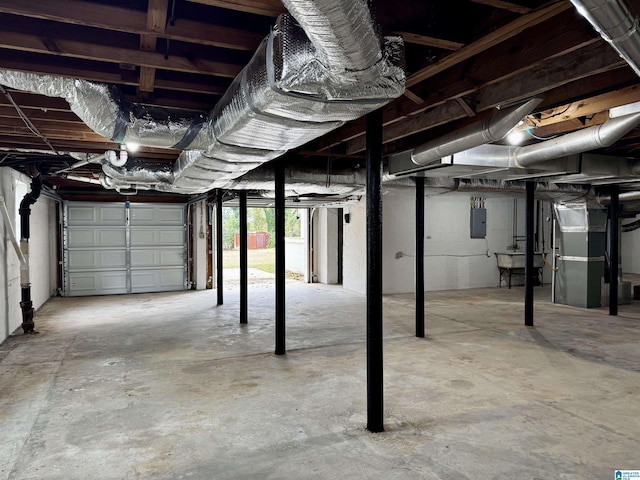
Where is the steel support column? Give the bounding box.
[239,191,248,324]
[525,181,535,327]
[216,190,224,306]
[366,108,384,433]
[275,162,286,355]
[609,185,619,316]
[415,177,425,338]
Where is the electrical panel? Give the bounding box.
[470,197,486,238]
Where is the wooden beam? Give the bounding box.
[0,30,242,78]
[403,10,599,115]
[345,100,468,154]
[404,89,424,104]
[0,92,71,112]
[0,0,263,51]
[393,32,463,51]
[529,84,640,128]
[0,52,228,96]
[323,40,626,156]
[529,111,610,137]
[0,105,79,123]
[140,0,170,92]
[469,0,532,14]
[311,11,600,154]
[185,0,285,17]
[406,1,573,88]
[456,98,476,117]
[473,41,626,111]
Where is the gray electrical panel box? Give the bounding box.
[470,208,486,238]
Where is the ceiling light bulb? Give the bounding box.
[125,142,140,152]
[506,128,527,145]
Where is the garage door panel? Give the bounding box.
[67,204,126,225]
[131,268,185,292]
[67,271,128,296]
[130,204,184,226]
[130,227,184,246]
[64,202,186,296]
[67,228,126,248]
[130,249,183,267]
[68,250,126,269]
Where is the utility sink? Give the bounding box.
[495,252,543,269]
[495,252,544,288]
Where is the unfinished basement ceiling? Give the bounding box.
[1,0,640,201]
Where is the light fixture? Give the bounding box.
[505,120,527,145]
[505,128,527,145]
[125,142,140,153]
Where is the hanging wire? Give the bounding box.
[527,130,560,141]
[325,145,333,188]
[0,85,59,155]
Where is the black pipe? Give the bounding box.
[275,162,286,355]
[216,190,224,306]
[239,191,248,324]
[525,181,535,327]
[366,108,384,433]
[622,218,640,232]
[415,177,425,338]
[19,173,42,334]
[610,186,619,316]
[19,174,42,240]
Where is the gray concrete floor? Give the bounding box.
[1,280,640,479]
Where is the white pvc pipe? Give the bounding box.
[0,197,26,265]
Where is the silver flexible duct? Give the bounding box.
[0,0,405,195]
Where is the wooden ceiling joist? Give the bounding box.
[405,1,573,88]
[185,0,285,17]
[0,30,242,78]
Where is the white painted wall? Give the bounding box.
[341,187,534,294]
[342,199,367,294]
[622,222,640,274]
[30,194,55,306]
[285,208,309,281]
[0,168,55,344]
[314,208,339,284]
[192,200,208,290]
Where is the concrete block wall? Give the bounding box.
[1,168,55,343]
[342,187,533,294]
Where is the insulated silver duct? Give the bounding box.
[570,0,640,77]
[0,0,405,195]
[411,97,543,167]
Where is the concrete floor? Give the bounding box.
[1,281,639,479]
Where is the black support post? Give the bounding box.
[415,177,425,338]
[275,162,286,355]
[216,190,224,306]
[609,185,619,316]
[366,108,384,433]
[525,181,535,327]
[239,191,248,324]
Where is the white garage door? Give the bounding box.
[64,202,187,296]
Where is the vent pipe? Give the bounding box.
[514,112,640,167]
[570,0,640,77]
[19,172,42,334]
[411,97,543,167]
